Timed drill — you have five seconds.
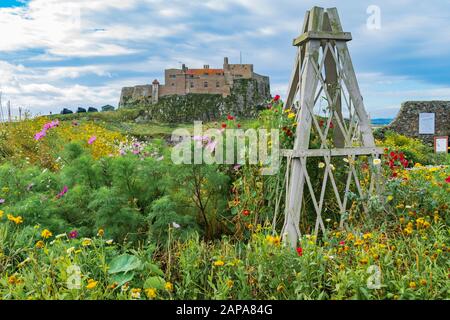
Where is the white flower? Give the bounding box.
[66,247,75,255]
[373,158,382,165]
[55,233,66,239]
[318,162,325,169]
[343,158,349,163]
[105,239,114,245]
[172,222,181,229]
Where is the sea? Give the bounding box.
[371,118,393,126]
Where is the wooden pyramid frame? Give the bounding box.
[281,7,384,247]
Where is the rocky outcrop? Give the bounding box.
[387,101,450,145]
[121,78,271,123]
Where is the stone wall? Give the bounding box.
[387,101,450,144]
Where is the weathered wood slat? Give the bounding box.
[281,147,384,158]
[293,31,352,46]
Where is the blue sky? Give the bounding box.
[1,0,450,118]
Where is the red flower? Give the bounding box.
[319,120,325,128]
[242,209,250,216]
[330,121,334,129]
[221,123,227,129]
[445,176,450,184]
[296,247,303,256]
[227,115,234,121]
[237,124,241,128]
[339,241,345,246]
[274,95,280,101]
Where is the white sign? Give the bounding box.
[435,137,448,153]
[419,113,435,134]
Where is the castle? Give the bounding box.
[119,57,270,107]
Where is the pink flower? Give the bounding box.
[34,130,47,141]
[88,136,97,145]
[56,186,69,199]
[69,230,78,239]
[339,241,345,246]
[0,198,5,204]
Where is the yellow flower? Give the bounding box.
[213,260,225,267]
[318,162,325,169]
[420,279,427,286]
[0,210,4,218]
[41,229,53,239]
[82,238,92,246]
[7,214,23,225]
[86,279,98,289]
[8,275,18,285]
[35,240,45,249]
[145,288,157,299]
[409,281,417,289]
[266,235,281,246]
[363,233,373,240]
[276,284,285,292]
[165,282,173,292]
[287,113,296,119]
[387,195,394,202]
[97,229,104,237]
[226,279,234,288]
[131,288,141,299]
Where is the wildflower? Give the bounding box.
[35,241,45,249]
[145,288,157,299]
[339,241,345,246]
[7,214,23,225]
[362,233,372,240]
[86,279,98,290]
[276,284,285,292]
[409,281,417,289]
[373,158,382,166]
[82,238,92,247]
[56,186,69,199]
[273,95,280,102]
[172,222,181,229]
[359,257,368,265]
[106,239,114,245]
[420,279,427,286]
[227,115,234,121]
[242,209,250,216]
[445,176,450,184]
[41,229,53,239]
[0,210,3,218]
[88,136,97,145]
[221,123,227,129]
[266,235,281,246]
[8,275,18,285]
[387,195,394,202]
[66,247,75,255]
[165,282,174,292]
[131,288,141,299]
[329,164,335,171]
[226,279,234,288]
[237,124,241,128]
[69,230,79,239]
[296,247,303,256]
[97,229,104,237]
[318,162,325,169]
[287,113,296,119]
[0,198,5,204]
[213,260,225,267]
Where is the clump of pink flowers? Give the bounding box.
[34,120,60,141]
[88,136,97,145]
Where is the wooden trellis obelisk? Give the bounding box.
[281,7,384,247]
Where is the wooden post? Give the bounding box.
[7,100,11,123]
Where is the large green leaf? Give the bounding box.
[144,276,166,290]
[108,254,142,274]
[111,272,135,287]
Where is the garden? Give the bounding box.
[0,98,449,300]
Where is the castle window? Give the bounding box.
[171,83,175,86]
[190,82,194,88]
[204,81,208,88]
[169,75,176,79]
[216,81,220,88]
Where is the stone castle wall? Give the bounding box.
[387,101,450,145]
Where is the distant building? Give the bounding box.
[119,57,270,107]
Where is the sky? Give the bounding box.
[1,0,450,118]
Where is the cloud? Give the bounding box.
[0,0,450,117]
